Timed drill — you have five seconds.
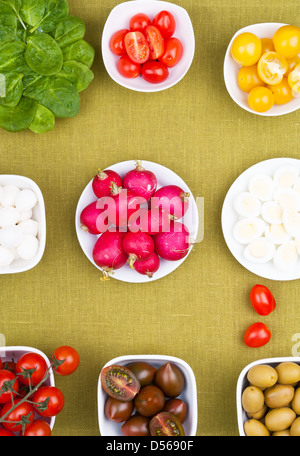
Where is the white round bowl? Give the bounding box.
[101,0,195,92]
[236,357,300,436]
[0,345,56,432]
[0,175,46,274]
[97,354,198,436]
[224,22,300,116]
[75,160,199,283]
[221,157,300,281]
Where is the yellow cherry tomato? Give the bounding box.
[267,77,293,104]
[261,38,275,54]
[248,86,275,112]
[273,25,300,59]
[237,65,265,92]
[288,63,300,94]
[231,32,262,66]
[257,51,288,85]
[286,55,300,75]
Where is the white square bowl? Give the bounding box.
[0,345,56,431]
[0,175,46,274]
[97,354,198,436]
[236,356,300,436]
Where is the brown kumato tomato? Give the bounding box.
[134,385,165,417]
[150,412,185,436]
[154,363,185,398]
[163,398,187,423]
[101,365,140,402]
[104,397,134,423]
[121,415,150,436]
[126,362,156,387]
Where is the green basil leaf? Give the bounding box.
[62,39,95,68]
[55,60,94,92]
[0,96,37,131]
[29,102,55,133]
[0,71,23,107]
[25,33,63,75]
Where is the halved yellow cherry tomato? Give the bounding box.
[237,65,265,92]
[286,55,300,75]
[248,86,275,112]
[267,77,293,104]
[257,51,288,85]
[288,63,300,94]
[261,38,275,54]
[231,32,262,66]
[273,25,300,59]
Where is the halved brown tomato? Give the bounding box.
[101,365,140,402]
[124,31,150,64]
[150,412,185,436]
[145,25,164,60]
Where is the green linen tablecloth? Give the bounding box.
[1,0,300,436]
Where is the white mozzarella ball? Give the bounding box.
[0,186,3,205]
[18,219,39,237]
[15,189,37,212]
[0,246,15,267]
[18,209,32,223]
[16,235,39,260]
[2,185,20,207]
[0,207,20,227]
[0,225,24,248]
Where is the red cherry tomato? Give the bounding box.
[109,29,129,56]
[129,13,151,34]
[244,322,271,348]
[24,420,52,436]
[0,428,15,436]
[0,359,2,369]
[250,285,276,316]
[145,25,164,60]
[32,386,64,417]
[117,55,141,78]
[159,37,183,67]
[0,369,19,404]
[52,346,80,376]
[142,61,169,84]
[15,352,47,387]
[0,399,34,432]
[152,10,176,39]
[124,31,150,64]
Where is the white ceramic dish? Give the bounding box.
[222,157,300,281]
[236,356,300,436]
[101,0,195,92]
[75,160,199,283]
[224,22,300,116]
[97,354,198,436]
[0,175,46,274]
[0,345,56,431]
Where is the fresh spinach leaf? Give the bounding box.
[0,71,23,107]
[25,33,63,75]
[62,39,95,68]
[0,95,37,131]
[54,15,85,48]
[55,60,94,92]
[0,0,27,30]
[30,0,69,33]
[29,102,55,133]
[20,0,46,27]
[0,3,17,46]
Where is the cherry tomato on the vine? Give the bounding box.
[124,31,150,64]
[0,369,19,404]
[159,37,183,67]
[0,399,34,432]
[24,420,52,436]
[244,322,271,348]
[0,428,15,436]
[109,29,129,56]
[152,10,176,39]
[15,352,47,387]
[32,386,65,417]
[117,55,141,78]
[141,61,169,84]
[52,346,80,376]
[129,13,151,34]
[250,284,276,316]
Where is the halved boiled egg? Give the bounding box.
[244,237,275,263]
[273,187,300,211]
[273,240,299,271]
[233,218,266,244]
[261,201,283,224]
[282,208,300,238]
[234,192,261,217]
[248,174,275,201]
[274,165,299,188]
[265,223,291,244]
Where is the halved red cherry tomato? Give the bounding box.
[109,29,129,56]
[145,25,164,60]
[117,55,141,78]
[244,322,271,348]
[129,13,151,34]
[152,10,176,39]
[124,31,150,64]
[142,61,169,84]
[159,37,183,67]
[250,285,276,316]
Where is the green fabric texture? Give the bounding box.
[1,0,300,436]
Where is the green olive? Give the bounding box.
[265,407,296,432]
[290,416,300,436]
[275,362,300,385]
[292,387,300,414]
[247,404,268,420]
[264,384,294,408]
[244,419,270,436]
[272,429,290,436]
[247,365,278,389]
[242,386,265,414]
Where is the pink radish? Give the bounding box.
[93,230,128,279]
[92,169,122,198]
[133,252,160,278]
[80,201,109,234]
[122,231,154,268]
[138,208,171,235]
[123,161,157,202]
[152,185,190,219]
[108,184,141,227]
[153,221,191,261]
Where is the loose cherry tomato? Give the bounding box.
[248,86,274,113]
[0,369,19,404]
[250,285,276,316]
[273,25,300,59]
[24,420,52,436]
[267,77,293,105]
[260,37,275,54]
[109,29,129,56]
[244,322,271,348]
[257,51,288,85]
[127,362,156,387]
[129,13,151,34]
[155,362,185,398]
[141,61,169,84]
[0,399,34,432]
[152,11,176,39]
[134,385,165,417]
[121,415,150,436]
[15,352,47,387]
[159,37,183,67]
[150,412,185,436]
[117,55,141,78]
[163,398,187,423]
[145,25,164,60]
[32,386,64,417]
[124,31,150,64]
[237,65,265,93]
[101,365,140,402]
[105,397,133,423]
[231,32,262,66]
[52,346,80,376]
